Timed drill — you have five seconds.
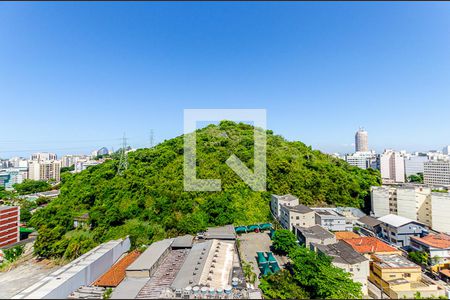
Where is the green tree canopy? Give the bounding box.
[272,229,298,255]
[30,121,380,259]
[13,179,52,195]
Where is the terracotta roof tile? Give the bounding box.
[335,231,360,240]
[93,250,141,287]
[411,233,450,249]
[343,237,399,254]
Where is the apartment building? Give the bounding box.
[424,161,450,186]
[404,155,428,177]
[369,254,445,299]
[28,160,61,182]
[380,150,405,183]
[0,206,20,248]
[314,241,370,295]
[30,152,57,162]
[279,204,315,231]
[371,186,397,217]
[430,192,450,234]
[396,186,432,227]
[313,208,353,231]
[270,194,299,219]
[371,185,449,233]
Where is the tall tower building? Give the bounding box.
[355,128,369,152]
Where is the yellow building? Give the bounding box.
[369,254,445,299]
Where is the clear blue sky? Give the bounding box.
[1,2,449,158]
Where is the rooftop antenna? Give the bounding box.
[117,133,128,175]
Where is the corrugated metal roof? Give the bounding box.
[93,251,141,287]
[126,239,174,272]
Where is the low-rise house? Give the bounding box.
[342,237,402,260]
[314,241,370,295]
[270,194,299,219]
[369,253,445,299]
[293,225,336,248]
[410,233,450,272]
[279,204,315,230]
[357,215,382,237]
[312,208,353,232]
[335,207,366,225]
[377,214,429,248]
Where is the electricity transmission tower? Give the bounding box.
[117,133,128,175]
[149,129,154,148]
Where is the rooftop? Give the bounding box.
[273,194,298,202]
[373,254,419,269]
[312,208,345,218]
[411,233,450,249]
[358,215,382,228]
[93,251,141,287]
[284,204,313,214]
[204,225,236,240]
[377,214,423,228]
[334,231,360,240]
[315,241,368,265]
[295,225,335,240]
[343,237,399,254]
[127,239,174,273]
[171,235,194,249]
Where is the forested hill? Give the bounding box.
[30,121,380,259]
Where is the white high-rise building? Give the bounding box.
[28,160,61,182]
[355,128,369,152]
[424,161,450,186]
[431,192,450,234]
[380,150,405,183]
[345,151,377,170]
[404,155,428,177]
[371,186,397,217]
[30,152,57,162]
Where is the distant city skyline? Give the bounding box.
[1,2,450,157]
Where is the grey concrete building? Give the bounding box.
[378,214,429,248]
[312,208,353,232]
[293,225,336,248]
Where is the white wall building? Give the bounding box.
[30,152,57,162]
[28,160,61,182]
[431,192,450,234]
[355,129,369,152]
[424,161,450,186]
[371,185,449,233]
[380,150,405,183]
[404,155,428,177]
[270,194,299,219]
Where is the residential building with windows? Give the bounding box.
[357,216,383,237]
[293,225,336,248]
[30,152,57,162]
[404,155,428,177]
[312,208,352,231]
[377,214,428,248]
[314,241,370,295]
[0,206,20,248]
[380,150,405,183]
[431,192,450,234]
[355,128,369,152]
[345,151,377,170]
[410,233,450,272]
[0,169,24,189]
[424,160,450,186]
[371,185,450,233]
[270,194,299,219]
[28,160,61,182]
[279,204,315,231]
[369,253,445,299]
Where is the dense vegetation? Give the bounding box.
[272,229,298,255]
[260,230,362,299]
[13,179,52,195]
[29,121,380,259]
